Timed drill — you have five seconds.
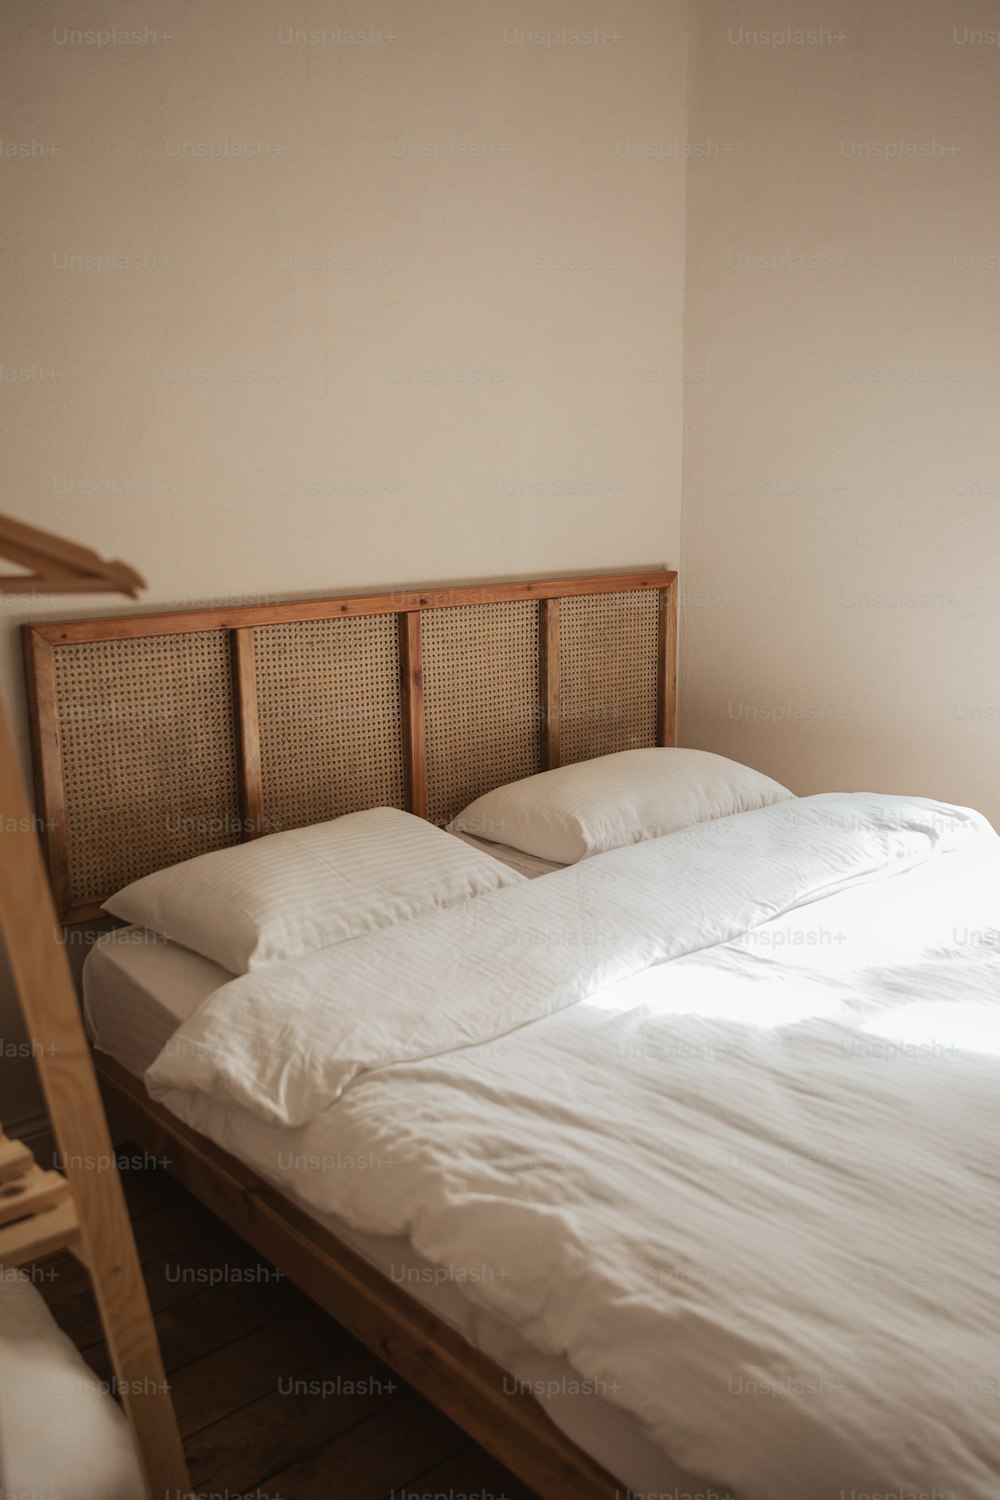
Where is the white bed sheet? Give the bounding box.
[83,932,233,1079]
[450,829,565,879]
[82,930,712,1496]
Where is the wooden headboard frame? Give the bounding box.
[25,568,677,924]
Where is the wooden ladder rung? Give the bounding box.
[0,1196,80,1266]
[0,1132,79,1265]
[0,1160,72,1227]
[0,1132,34,1184]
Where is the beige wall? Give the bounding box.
[682,0,1000,818]
[0,0,688,1135]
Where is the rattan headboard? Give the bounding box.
[24,569,677,922]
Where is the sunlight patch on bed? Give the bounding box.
[579,961,847,1029]
[859,1000,1000,1059]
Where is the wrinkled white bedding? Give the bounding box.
[146,794,1000,1499]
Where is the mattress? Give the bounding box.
[83,930,710,1496]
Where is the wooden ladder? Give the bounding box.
[0,693,191,1498]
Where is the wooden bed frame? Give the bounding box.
[25,568,679,1499]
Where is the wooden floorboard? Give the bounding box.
[260,1390,469,1500]
[187,1344,404,1491]
[397,1443,541,1500]
[32,1147,542,1500]
[170,1305,351,1438]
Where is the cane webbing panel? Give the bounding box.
[423,601,541,826]
[53,633,240,906]
[254,616,405,833]
[559,589,659,764]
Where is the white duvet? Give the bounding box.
[146,794,1000,1500]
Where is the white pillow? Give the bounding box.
[447,748,794,864]
[104,806,524,974]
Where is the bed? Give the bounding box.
[24,569,1000,1500]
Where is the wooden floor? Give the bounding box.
[33,1147,540,1500]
